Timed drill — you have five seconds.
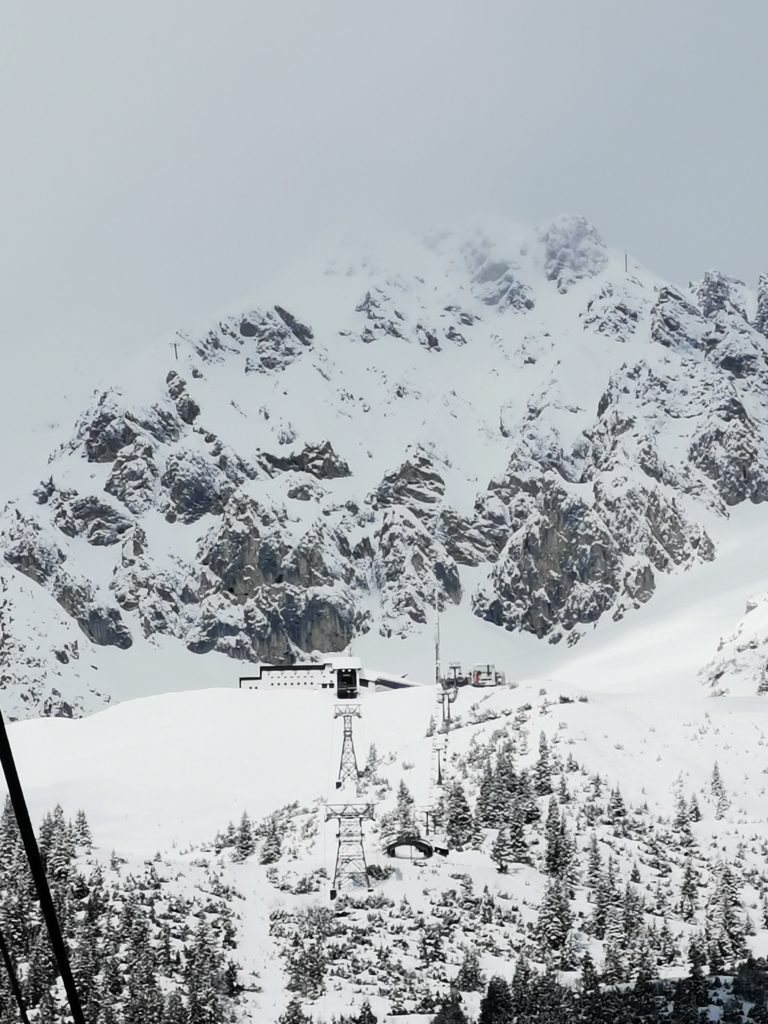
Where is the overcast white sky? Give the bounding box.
[0,0,766,474]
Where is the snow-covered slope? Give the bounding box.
[8,586,768,1020]
[2,215,768,718]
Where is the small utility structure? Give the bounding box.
[384,832,435,860]
[441,662,507,687]
[239,656,417,696]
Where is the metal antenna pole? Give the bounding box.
[0,925,30,1024]
[0,711,86,1024]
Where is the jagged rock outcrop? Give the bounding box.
[105,439,159,513]
[651,287,708,352]
[261,441,351,480]
[242,305,314,373]
[371,448,445,515]
[2,512,133,650]
[694,270,748,321]
[539,215,608,293]
[161,449,234,523]
[52,493,134,546]
[374,508,461,632]
[755,273,768,338]
[582,281,647,343]
[166,371,200,424]
[689,410,768,505]
[701,593,768,696]
[71,389,182,462]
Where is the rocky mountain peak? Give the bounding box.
[1,220,767,715]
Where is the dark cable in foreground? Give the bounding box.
[0,924,30,1024]
[0,710,86,1024]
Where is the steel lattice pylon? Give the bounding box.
[325,802,375,899]
[334,703,361,790]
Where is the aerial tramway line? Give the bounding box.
[0,711,86,1024]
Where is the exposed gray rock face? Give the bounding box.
[701,593,768,696]
[651,287,708,352]
[200,496,290,601]
[374,507,461,631]
[371,448,445,515]
[355,290,405,341]
[694,270,748,321]
[539,216,608,293]
[105,439,159,513]
[53,493,134,546]
[755,273,768,338]
[71,389,181,462]
[55,578,133,649]
[0,572,99,720]
[242,305,314,373]
[1,512,133,650]
[706,317,765,379]
[261,441,351,480]
[166,371,200,424]
[689,411,768,505]
[3,512,66,584]
[161,449,234,523]
[582,282,645,343]
[472,468,711,638]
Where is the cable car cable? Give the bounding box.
[0,711,86,1024]
[0,923,30,1024]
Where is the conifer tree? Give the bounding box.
[514,771,540,823]
[73,809,93,849]
[278,997,313,1024]
[680,858,698,921]
[260,817,282,864]
[395,780,416,833]
[455,947,485,992]
[711,762,729,819]
[355,1000,377,1024]
[509,955,534,1016]
[602,904,626,983]
[507,811,530,865]
[478,975,513,1024]
[164,990,189,1024]
[445,782,473,850]
[688,792,702,822]
[491,827,513,873]
[234,811,256,861]
[586,833,603,892]
[476,761,497,827]
[534,732,553,795]
[580,952,600,995]
[674,794,694,847]
[537,877,572,953]
[606,785,627,827]
[432,991,468,1024]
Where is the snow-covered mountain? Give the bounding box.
[3,215,768,1022]
[2,214,768,719]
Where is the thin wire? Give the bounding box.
[0,924,30,1024]
[0,711,86,1024]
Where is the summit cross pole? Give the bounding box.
[0,711,86,1024]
